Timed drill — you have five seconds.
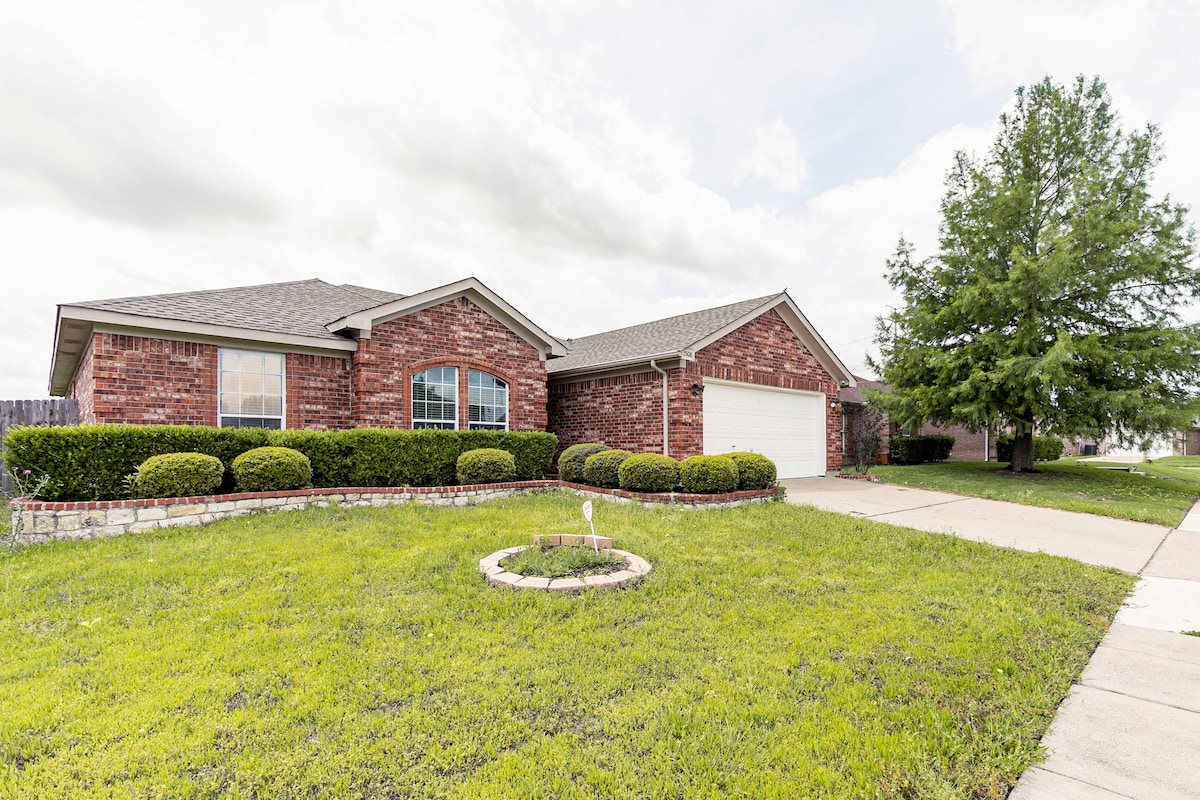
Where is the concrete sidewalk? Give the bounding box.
[782,477,1200,800]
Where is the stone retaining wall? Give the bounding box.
[8,482,778,546]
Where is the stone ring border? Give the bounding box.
[479,546,652,592]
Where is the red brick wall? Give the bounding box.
[287,353,353,430]
[694,309,842,471]
[66,334,97,424]
[549,308,844,471]
[351,297,548,430]
[919,421,997,461]
[82,332,219,425]
[547,370,665,456]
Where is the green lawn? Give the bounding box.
[868,459,1200,527]
[0,493,1132,799]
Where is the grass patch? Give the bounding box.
[0,493,1133,798]
[871,460,1200,527]
[501,543,624,578]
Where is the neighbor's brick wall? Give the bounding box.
[1176,430,1200,456]
[66,334,97,424]
[80,333,219,425]
[547,371,665,457]
[287,353,353,430]
[919,422,997,461]
[351,297,548,430]
[549,308,844,470]
[693,308,842,470]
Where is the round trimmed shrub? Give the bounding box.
[727,452,777,490]
[456,448,517,485]
[679,455,739,494]
[231,446,313,492]
[557,442,609,483]
[618,453,680,493]
[583,449,634,489]
[133,452,224,499]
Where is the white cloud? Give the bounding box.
[0,1,1197,397]
[735,118,808,192]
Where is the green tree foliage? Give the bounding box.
[873,76,1200,471]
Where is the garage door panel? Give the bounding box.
[702,381,825,479]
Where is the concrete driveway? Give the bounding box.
[780,476,1169,573]
[782,475,1200,800]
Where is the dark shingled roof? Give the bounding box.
[839,377,887,404]
[547,294,779,373]
[66,279,404,341]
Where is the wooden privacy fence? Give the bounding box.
[0,399,79,496]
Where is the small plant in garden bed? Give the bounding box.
[501,543,624,579]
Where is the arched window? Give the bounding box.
[412,367,458,429]
[468,369,508,430]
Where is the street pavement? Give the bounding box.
[781,476,1200,800]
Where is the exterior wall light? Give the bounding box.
[691,383,705,397]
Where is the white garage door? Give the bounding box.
[702,380,827,478]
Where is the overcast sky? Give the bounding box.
[2,0,1199,398]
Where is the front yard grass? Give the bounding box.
[870,460,1200,527]
[0,493,1132,799]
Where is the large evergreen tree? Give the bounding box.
[873,76,1199,471]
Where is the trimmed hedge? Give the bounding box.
[726,452,777,490]
[232,447,313,492]
[557,443,609,484]
[995,435,1065,463]
[583,449,634,489]
[889,435,956,466]
[132,453,224,499]
[456,448,517,484]
[618,453,680,493]
[679,455,739,494]
[2,424,557,501]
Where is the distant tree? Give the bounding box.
[872,76,1200,471]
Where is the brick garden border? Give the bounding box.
[8,481,778,546]
[480,540,652,593]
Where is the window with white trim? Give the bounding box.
[412,367,458,429]
[219,349,284,429]
[468,369,508,430]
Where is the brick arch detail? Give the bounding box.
[406,357,518,431]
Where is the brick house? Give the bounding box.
[839,377,998,463]
[49,278,854,477]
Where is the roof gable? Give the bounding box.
[547,292,855,387]
[325,277,567,358]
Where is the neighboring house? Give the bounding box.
[839,377,998,463]
[49,277,854,478]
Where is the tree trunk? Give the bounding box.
[1009,430,1035,472]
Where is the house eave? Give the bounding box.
[546,353,688,384]
[48,305,357,396]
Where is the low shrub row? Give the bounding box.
[557,443,777,494]
[131,447,315,498]
[995,435,1065,463]
[889,435,955,465]
[3,425,557,501]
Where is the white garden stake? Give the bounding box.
[582,500,599,552]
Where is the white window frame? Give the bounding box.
[467,369,509,431]
[218,348,286,429]
[412,366,459,430]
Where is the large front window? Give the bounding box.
[220,349,284,429]
[468,369,508,430]
[412,367,458,429]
